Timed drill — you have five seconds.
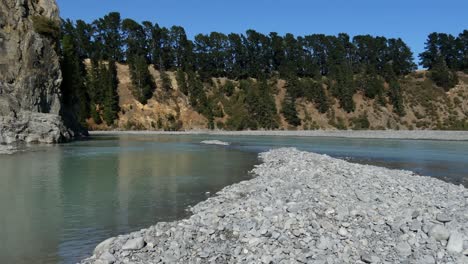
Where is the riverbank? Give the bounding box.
[0,145,17,154]
[90,130,468,141]
[81,148,468,264]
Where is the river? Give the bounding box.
[0,134,466,263]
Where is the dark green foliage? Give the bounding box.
[102,60,120,125]
[419,31,468,72]
[122,18,148,59]
[129,55,156,104]
[429,56,459,90]
[187,72,207,110]
[351,113,370,130]
[226,79,272,130]
[84,60,120,125]
[224,92,249,130]
[32,16,60,41]
[61,13,468,131]
[245,79,279,129]
[223,80,235,97]
[164,114,183,131]
[331,67,356,112]
[175,69,188,95]
[212,103,224,118]
[388,80,405,116]
[160,71,172,91]
[282,93,301,127]
[93,12,124,61]
[90,106,102,124]
[362,73,384,99]
[302,79,329,113]
[60,33,89,126]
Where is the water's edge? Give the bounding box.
[81,148,468,263]
[90,130,468,141]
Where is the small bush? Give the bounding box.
[32,16,60,41]
[160,71,172,91]
[351,113,370,130]
[223,81,235,97]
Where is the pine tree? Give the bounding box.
[282,92,301,127]
[175,69,188,95]
[129,55,156,104]
[257,79,279,129]
[388,80,405,116]
[160,71,172,92]
[303,78,329,113]
[60,33,89,126]
[93,12,124,62]
[363,72,384,99]
[430,55,459,90]
[102,60,120,125]
[331,66,356,112]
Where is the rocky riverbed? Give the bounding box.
[81,148,468,264]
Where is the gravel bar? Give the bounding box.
[81,148,468,264]
[90,130,468,141]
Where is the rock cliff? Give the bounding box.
[0,0,84,144]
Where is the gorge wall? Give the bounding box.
[0,0,83,144]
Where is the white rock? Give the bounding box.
[338,227,348,236]
[447,232,464,253]
[200,140,230,146]
[122,237,145,250]
[94,237,116,255]
[395,241,412,257]
[429,225,451,241]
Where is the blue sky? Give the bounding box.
[57,0,467,65]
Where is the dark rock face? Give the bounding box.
[0,0,84,144]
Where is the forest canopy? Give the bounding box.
[59,12,467,129]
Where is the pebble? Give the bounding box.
[436,214,452,223]
[396,241,412,257]
[99,252,116,264]
[121,237,145,251]
[447,232,464,253]
[429,225,451,241]
[338,227,348,236]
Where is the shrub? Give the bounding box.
[351,113,370,130]
[223,80,235,97]
[160,71,172,91]
[32,16,60,41]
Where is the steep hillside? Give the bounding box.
[88,64,468,131]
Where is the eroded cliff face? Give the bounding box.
[0,0,78,144]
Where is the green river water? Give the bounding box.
[0,134,467,263]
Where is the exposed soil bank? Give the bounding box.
[81,148,468,264]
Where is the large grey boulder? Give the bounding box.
[0,0,85,145]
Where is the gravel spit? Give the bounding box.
[81,148,468,264]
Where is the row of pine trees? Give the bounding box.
[59,12,468,129]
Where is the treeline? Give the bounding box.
[58,11,467,129]
[420,31,468,89]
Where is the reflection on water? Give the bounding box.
[0,147,64,264]
[0,134,466,264]
[0,136,257,264]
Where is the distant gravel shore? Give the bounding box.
[81,148,468,264]
[90,130,468,141]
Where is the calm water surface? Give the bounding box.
[0,134,467,264]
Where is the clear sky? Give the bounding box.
[57,0,467,65]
